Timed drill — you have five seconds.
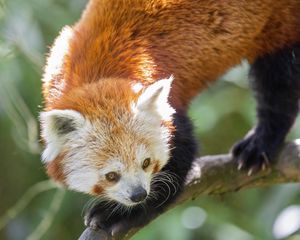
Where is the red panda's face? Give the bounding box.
[40,78,175,206]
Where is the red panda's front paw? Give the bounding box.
[84,204,132,238]
[231,129,282,175]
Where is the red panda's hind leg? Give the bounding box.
[232,43,300,174]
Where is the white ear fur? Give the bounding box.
[40,109,85,163]
[136,76,175,121]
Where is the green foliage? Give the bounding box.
[0,1,299,239]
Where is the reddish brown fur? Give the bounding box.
[46,154,66,184]
[42,0,300,178]
[91,185,104,195]
[48,80,138,119]
[152,163,161,174]
[43,0,300,114]
[91,180,120,195]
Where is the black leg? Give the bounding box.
[232,43,300,173]
[84,112,197,236]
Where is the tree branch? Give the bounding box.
[79,140,300,240]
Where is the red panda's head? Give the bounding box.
[40,76,175,206]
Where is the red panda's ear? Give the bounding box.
[136,76,175,121]
[40,109,85,163]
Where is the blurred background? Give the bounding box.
[0,0,300,239]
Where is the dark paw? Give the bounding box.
[231,130,280,175]
[84,203,130,237]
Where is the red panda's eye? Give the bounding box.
[105,172,120,182]
[142,158,151,169]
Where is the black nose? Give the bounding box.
[130,187,147,203]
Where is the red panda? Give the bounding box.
[40,0,300,235]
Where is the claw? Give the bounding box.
[84,218,89,227]
[247,168,253,176]
[89,218,100,231]
[237,161,243,170]
[262,152,270,166]
[261,163,266,171]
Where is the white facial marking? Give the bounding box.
[99,160,125,176]
[102,145,157,206]
[59,120,101,193]
[65,165,98,193]
[130,116,171,169]
[135,145,150,164]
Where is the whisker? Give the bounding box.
[154,180,171,208]
[107,202,121,219]
[153,171,181,196]
[82,195,108,217]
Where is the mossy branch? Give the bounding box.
[79,140,300,240]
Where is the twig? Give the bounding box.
[79,140,300,240]
[0,180,56,230]
[27,189,65,240]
